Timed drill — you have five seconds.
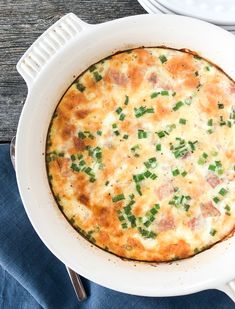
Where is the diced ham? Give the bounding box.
[106,68,128,86]
[200,201,221,218]
[73,136,86,151]
[155,183,174,201]
[188,216,201,230]
[156,217,175,233]
[56,158,71,177]
[206,173,221,188]
[148,72,157,85]
[229,84,235,94]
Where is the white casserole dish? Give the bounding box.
[15,13,235,300]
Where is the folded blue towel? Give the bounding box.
[0,143,233,308]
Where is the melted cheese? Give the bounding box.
[46,48,235,262]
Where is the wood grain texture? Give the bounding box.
[0,0,145,142]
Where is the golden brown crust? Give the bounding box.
[46,47,235,262]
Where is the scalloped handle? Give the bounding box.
[16,13,89,88]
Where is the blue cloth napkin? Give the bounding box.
[0,143,234,309]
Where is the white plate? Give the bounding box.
[139,0,235,31]
[137,0,162,14]
[157,0,235,25]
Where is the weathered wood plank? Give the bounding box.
[0,0,145,142]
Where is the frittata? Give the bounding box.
[46,48,235,262]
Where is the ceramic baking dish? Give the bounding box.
[15,13,235,300]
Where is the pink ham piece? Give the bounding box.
[148,72,157,85]
[188,216,201,230]
[229,84,235,94]
[206,173,221,188]
[106,68,128,87]
[200,201,221,218]
[156,217,175,233]
[155,183,174,201]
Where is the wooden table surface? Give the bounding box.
[0,0,145,142]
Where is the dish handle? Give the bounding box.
[16,13,89,88]
[217,280,235,303]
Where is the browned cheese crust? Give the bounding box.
[46,48,235,262]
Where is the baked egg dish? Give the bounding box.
[46,47,235,262]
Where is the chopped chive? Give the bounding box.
[112,123,117,129]
[144,170,152,178]
[118,215,125,222]
[114,130,120,136]
[144,220,151,227]
[172,168,180,176]
[215,160,222,167]
[227,120,232,127]
[76,82,86,92]
[79,160,86,166]
[138,129,147,139]
[213,196,220,204]
[205,66,210,71]
[121,223,128,229]
[202,152,208,159]
[134,106,155,118]
[179,118,186,125]
[71,154,76,161]
[150,208,158,215]
[124,95,129,105]
[218,103,224,109]
[210,229,217,236]
[70,163,80,172]
[144,157,157,169]
[208,119,213,126]
[133,173,145,182]
[136,183,142,196]
[112,194,125,203]
[173,101,184,111]
[219,188,228,196]
[89,65,97,72]
[225,205,231,212]
[78,131,86,139]
[116,107,123,115]
[217,169,224,175]
[124,205,131,215]
[207,129,213,134]
[128,215,136,227]
[105,181,109,186]
[159,54,167,63]
[123,134,129,140]
[219,116,226,126]
[156,131,165,138]
[181,171,187,177]
[151,92,160,99]
[161,90,169,96]
[97,130,102,136]
[93,71,102,82]
[184,204,190,211]
[156,144,161,151]
[150,173,157,180]
[198,157,205,165]
[119,113,125,121]
[208,164,216,171]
